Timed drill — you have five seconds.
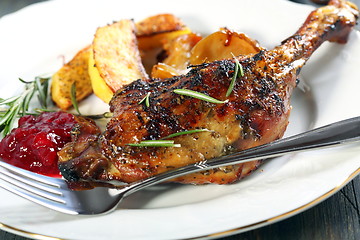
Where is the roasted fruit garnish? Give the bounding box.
[151,33,203,79]
[89,19,148,103]
[136,13,191,50]
[51,46,93,110]
[0,112,78,177]
[152,29,264,79]
[189,28,263,65]
[58,0,359,188]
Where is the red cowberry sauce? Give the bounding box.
[0,112,77,177]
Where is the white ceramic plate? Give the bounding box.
[0,0,359,239]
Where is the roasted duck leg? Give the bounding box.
[58,0,359,187]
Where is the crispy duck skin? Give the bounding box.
[58,0,358,187]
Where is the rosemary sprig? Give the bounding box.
[127,140,181,148]
[0,77,50,136]
[226,56,244,97]
[174,89,226,104]
[138,92,151,107]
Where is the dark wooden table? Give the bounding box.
[0,0,359,239]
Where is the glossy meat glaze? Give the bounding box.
[58,0,358,187]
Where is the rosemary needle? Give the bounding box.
[226,57,244,97]
[35,77,49,108]
[161,129,210,139]
[174,89,226,104]
[138,92,151,107]
[127,140,181,148]
[70,82,81,115]
[128,129,211,147]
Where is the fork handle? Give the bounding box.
[123,116,360,195]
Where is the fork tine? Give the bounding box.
[0,168,64,202]
[0,161,79,215]
[0,178,78,215]
[0,161,64,187]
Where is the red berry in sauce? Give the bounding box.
[0,112,77,177]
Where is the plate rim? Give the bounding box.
[0,0,360,239]
[1,168,358,240]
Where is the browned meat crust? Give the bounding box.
[58,0,358,187]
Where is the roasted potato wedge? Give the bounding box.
[51,46,93,110]
[90,19,148,103]
[190,28,263,65]
[88,49,114,103]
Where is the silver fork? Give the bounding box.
[1,116,360,215]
